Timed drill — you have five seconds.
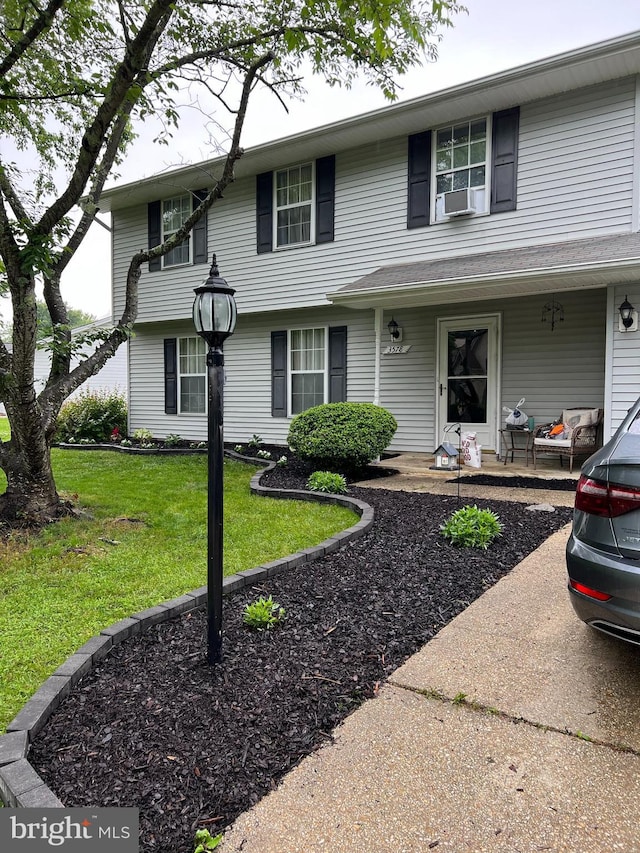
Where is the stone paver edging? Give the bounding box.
[0,456,373,808]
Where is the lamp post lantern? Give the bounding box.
[193,254,237,664]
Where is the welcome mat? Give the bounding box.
[446,474,578,492]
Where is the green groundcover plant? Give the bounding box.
[307,471,348,494]
[440,504,503,550]
[243,595,286,631]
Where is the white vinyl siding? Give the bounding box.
[127,308,374,445]
[112,78,637,323]
[609,284,640,437]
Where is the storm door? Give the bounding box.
[437,315,500,451]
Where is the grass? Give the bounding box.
[0,426,356,731]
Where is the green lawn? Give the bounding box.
[0,430,356,731]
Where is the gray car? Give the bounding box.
[566,397,640,645]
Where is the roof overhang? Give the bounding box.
[327,258,640,310]
[99,30,640,212]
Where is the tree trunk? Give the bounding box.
[0,406,70,526]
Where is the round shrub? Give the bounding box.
[288,402,397,472]
[55,390,127,443]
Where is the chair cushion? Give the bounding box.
[534,437,572,448]
[562,408,599,439]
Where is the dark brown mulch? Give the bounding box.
[447,474,578,491]
[29,459,574,853]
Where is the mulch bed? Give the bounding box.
[29,452,574,853]
[447,474,578,491]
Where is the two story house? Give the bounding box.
[103,30,640,456]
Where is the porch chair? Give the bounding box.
[532,407,603,474]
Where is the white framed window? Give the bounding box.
[162,195,191,267]
[179,336,206,413]
[433,117,490,222]
[289,327,326,414]
[275,163,315,248]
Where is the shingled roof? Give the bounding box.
[328,232,640,309]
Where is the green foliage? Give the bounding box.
[307,470,348,494]
[194,829,223,852]
[440,505,503,550]
[164,434,182,447]
[243,595,286,631]
[132,428,153,442]
[248,434,263,449]
[55,390,127,443]
[288,402,397,471]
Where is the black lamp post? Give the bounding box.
[193,254,237,664]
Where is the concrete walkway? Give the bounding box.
[221,463,640,853]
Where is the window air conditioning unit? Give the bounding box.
[443,188,476,217]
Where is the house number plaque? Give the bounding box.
[383,345,412,354]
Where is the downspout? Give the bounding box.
[373,307,382,405]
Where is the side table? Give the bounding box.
[500,428,533,466]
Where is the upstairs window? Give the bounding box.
[407,107,518,229]
[256,156,335,254]
[434,118,489,222]
[276,164,314,248]
[162,195,192,267]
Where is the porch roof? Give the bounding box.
[327,232,640,310]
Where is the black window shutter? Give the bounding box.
[407,131,432,228]
[192,189,208,265]
[256,172,273,254]
[491,107,519,213]
[148,201,161,271]
[271,331,287,417]
[328,325,347,403]
[316,155,336,244]
[164,338,178,414]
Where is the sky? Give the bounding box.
[8,0,640,322]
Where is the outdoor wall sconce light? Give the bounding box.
[193,254,237,665]
[387,317,403,342]
[619,295,637,332]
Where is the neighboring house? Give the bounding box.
[102,31,640,455]
[33,316,128,403]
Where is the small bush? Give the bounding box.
[307,470,348,494]
[440,505,503,550]
[243,595,286,631]
[248,434,263,449]
[55,390,127,443]
[133,427,153,442]
[288,402,397,472]
[164,433,182,447]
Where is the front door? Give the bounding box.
[437,315,501,451]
